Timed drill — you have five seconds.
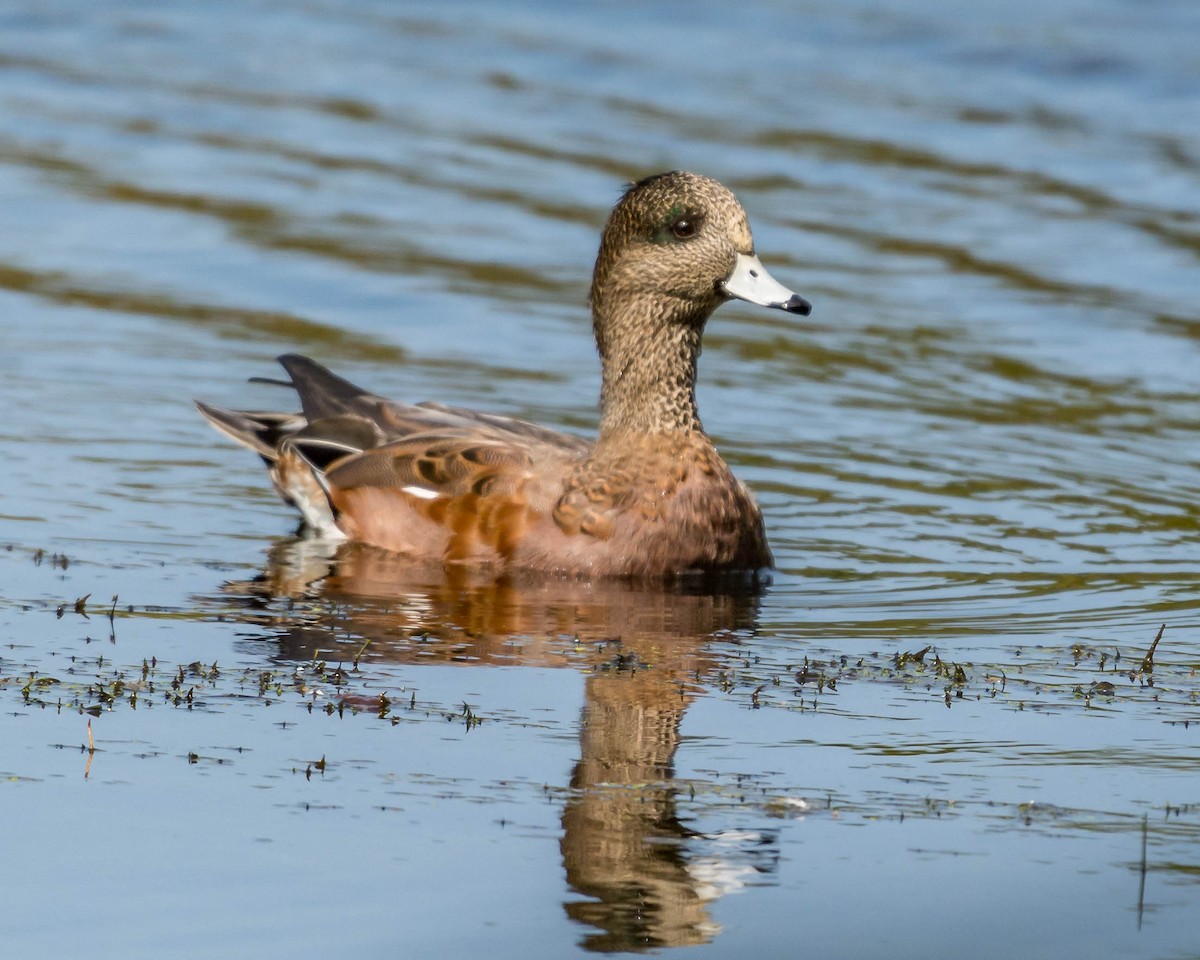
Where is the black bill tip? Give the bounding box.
[782,294,812,316]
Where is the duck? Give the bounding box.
[197,171,811,578]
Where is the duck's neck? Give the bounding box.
[595,294,709,439]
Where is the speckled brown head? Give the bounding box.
[589,171,810,437]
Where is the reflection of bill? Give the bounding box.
[564,667,777,951]
[219,538,778,950]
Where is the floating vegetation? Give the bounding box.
[707,624,1200,721]
[4,586,1196,735]
[3,643,497,739]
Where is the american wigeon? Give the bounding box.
[198,171,811,578]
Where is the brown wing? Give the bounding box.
[199,355,592,562]
[321,436,583,563]
[278,354,589,455]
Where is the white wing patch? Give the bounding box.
[402,485,440,500]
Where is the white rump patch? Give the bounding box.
[292,488,347,540]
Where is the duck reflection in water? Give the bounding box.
[219,539,781,951]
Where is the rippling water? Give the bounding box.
[2,1,1198,957]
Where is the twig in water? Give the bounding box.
[1137,814,1148,930]
[1140,624,1165,674]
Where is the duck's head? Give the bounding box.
[590,171,811,354]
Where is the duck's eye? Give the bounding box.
[652,210,704,245]
[671,217,697,240]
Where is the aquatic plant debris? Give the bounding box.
[4,593,1196,728]
[697,625,1197,720]
[2,568,1196,857]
